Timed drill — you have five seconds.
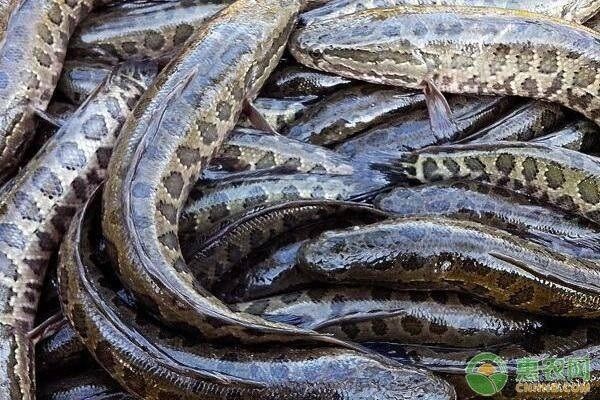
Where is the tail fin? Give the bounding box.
[351,148,420,185]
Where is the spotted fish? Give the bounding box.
[300,0,600,25]
[533,118,600,151]
[459,101,566,144]
[182,172,387,236]
[101,0,364,346]
[57,60,111,105]
[336,95,512,158]
[381,142,600,224]
[0,0,111,183]
[237,96,319,131]
[299,217,600,317]
[285,84,425,145]
[290,6,600,127]
[235,288,543,347]
[209,128,354,175]
[69,0,232,63]
[374,181,600,259]
[0,62,155,400]
[59,195,457,400]
[181,200,388,287]
[261,63,353,97]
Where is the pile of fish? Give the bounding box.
[0,0,599,399]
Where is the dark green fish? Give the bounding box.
[285,84,425,145]
[235,288,543,347]
[299,217,600,318]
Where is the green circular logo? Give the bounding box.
[465,352,508,396]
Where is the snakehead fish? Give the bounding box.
[380,142,600,224]
[69,0,232,63]
[182,200,388,287]
[59,196,456,400]
[336,95,512,157]
[237,96,319,131]
[37,323,89,374]
[57,60,111,105]
[299,217,600,318]
[234,288,543,347]
[458,101,566,143]
[219,240,312,303]
[375,182,600,259]
[375,323,600,399]
[102,0,359,344]
[0,62,155,400]
[183,172,387,236]
[533,118,600,151]
[261,64,353,97]
[216,211,393,303]
[209,128,354,175]
[285,84,425,145]
[38,369,133,400]
[0,0,111,182]
[290,6,600,127]
[300,0,600,25]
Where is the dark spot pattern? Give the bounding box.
[48,4,63,25]
[71,177,88,200]
[176,146,202,168]
[13,192,41,222]
[32,167,63,198]
[162,172,184,199]
[422,158,439,181]
[158,232,179,251]
[442,159,460,175]
[83,115,108,140]
[401,315,424,336]
[58,142,86,170]
[371,319,388,336]
[544,162,565,189]
[38,24,54,46]
[521,157,538,182]
[121,41,138,55]
[495,153,515,175]
[578,178,600,205]
[157,202,178,225]
[36,231,56,251]
[33,48,52,68]
[144,31,166,51]
[340,322,359,339]
[280,292,302,304]
[464,157,485,173]
[173,24,194,46]
[256,152,276,169]
[96,147,112,169]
